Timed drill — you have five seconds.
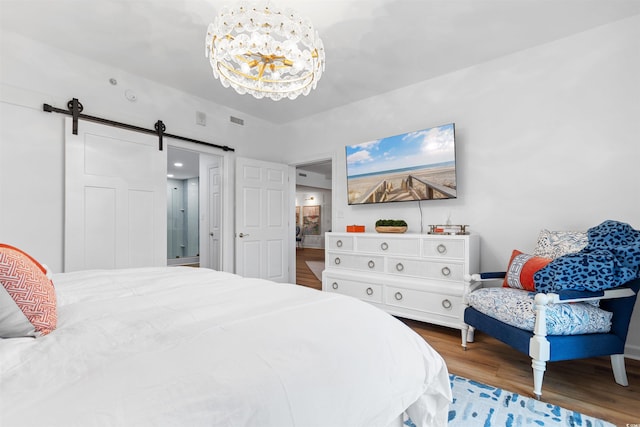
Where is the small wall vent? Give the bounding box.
[230,116,244,126]
[298,172,307,177]
[196,111,206,126]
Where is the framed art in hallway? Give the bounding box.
[302,205,321,235]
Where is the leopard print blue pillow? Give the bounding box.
[534,220,640,293]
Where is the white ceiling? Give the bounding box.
[297,161,332,179]
[2,1,639,125]
[167,146,200,180]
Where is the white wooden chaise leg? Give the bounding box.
[610,354,629,386]
[529,293,551,399]
[467,326,475,343]
[460,325,475,350]
[531,359,546,400]
[461,276,478,350]
[461,326,467,350]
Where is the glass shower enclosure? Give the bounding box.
[167,177,199,265]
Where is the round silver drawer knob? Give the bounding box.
[336,240,343,248]
[395,292,403,301]
[334,257,341,265]
[368,260,375,268]
[441,266,451,277]
[366,287,373,296]
[396,263,404,272]
[437,244,447,254]
[381,242,389,251]
[332,282,338,290]
[442,299,452,309]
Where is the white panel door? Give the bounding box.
[65,118,166,272]
[235,157,288,282]
[206,155,222,270]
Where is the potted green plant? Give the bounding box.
[375,219,408,233]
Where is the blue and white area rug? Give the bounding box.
[407,374,614,427]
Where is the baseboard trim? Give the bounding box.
[625,343,640,361]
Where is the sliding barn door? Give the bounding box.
[64,118,166,272]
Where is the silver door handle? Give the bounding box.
[238,232,250,238]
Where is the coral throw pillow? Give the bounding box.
[0,244,57,337]
[503,249,552,292]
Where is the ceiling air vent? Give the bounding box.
[230,116,244,126]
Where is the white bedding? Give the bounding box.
[0,267,451,427]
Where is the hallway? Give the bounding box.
[295,248,323,290]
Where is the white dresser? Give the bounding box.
[322,232,479,335]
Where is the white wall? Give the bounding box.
[0,31,284,273]
[282,16,640,356]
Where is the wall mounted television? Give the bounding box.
[346,123,457,205]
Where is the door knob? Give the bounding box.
[238,232,250,238]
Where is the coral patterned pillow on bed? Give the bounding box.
[503,249,552,291]
[0,244,57,338]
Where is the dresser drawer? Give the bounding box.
[355,236,420,256]
[327,235,354,251]
[385,287,462,318]
[323,231,479,332]
[422,239,465,259]
[387,257,464,281]
[324,276,382,303]
[326,252,385,273]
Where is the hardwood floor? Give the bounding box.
[295,247,324,290]
[405,319,640,426]
[295,247,640,426]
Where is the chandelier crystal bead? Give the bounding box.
[205,1,325,101]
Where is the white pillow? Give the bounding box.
[533,229,588,259]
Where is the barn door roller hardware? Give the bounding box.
[43,98,234,152]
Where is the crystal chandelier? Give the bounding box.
[205,2,325,101]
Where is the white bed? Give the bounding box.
[0,267,451,427]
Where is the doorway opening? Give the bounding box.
[167,147,200,266]
[294,160,332,289]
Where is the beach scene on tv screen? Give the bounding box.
[346,123,456,204]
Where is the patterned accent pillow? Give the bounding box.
[0,244,57,337]
[467,287,612,335]
[503,250,552,291]
[534,221,640,293]
[533,229,588,259]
